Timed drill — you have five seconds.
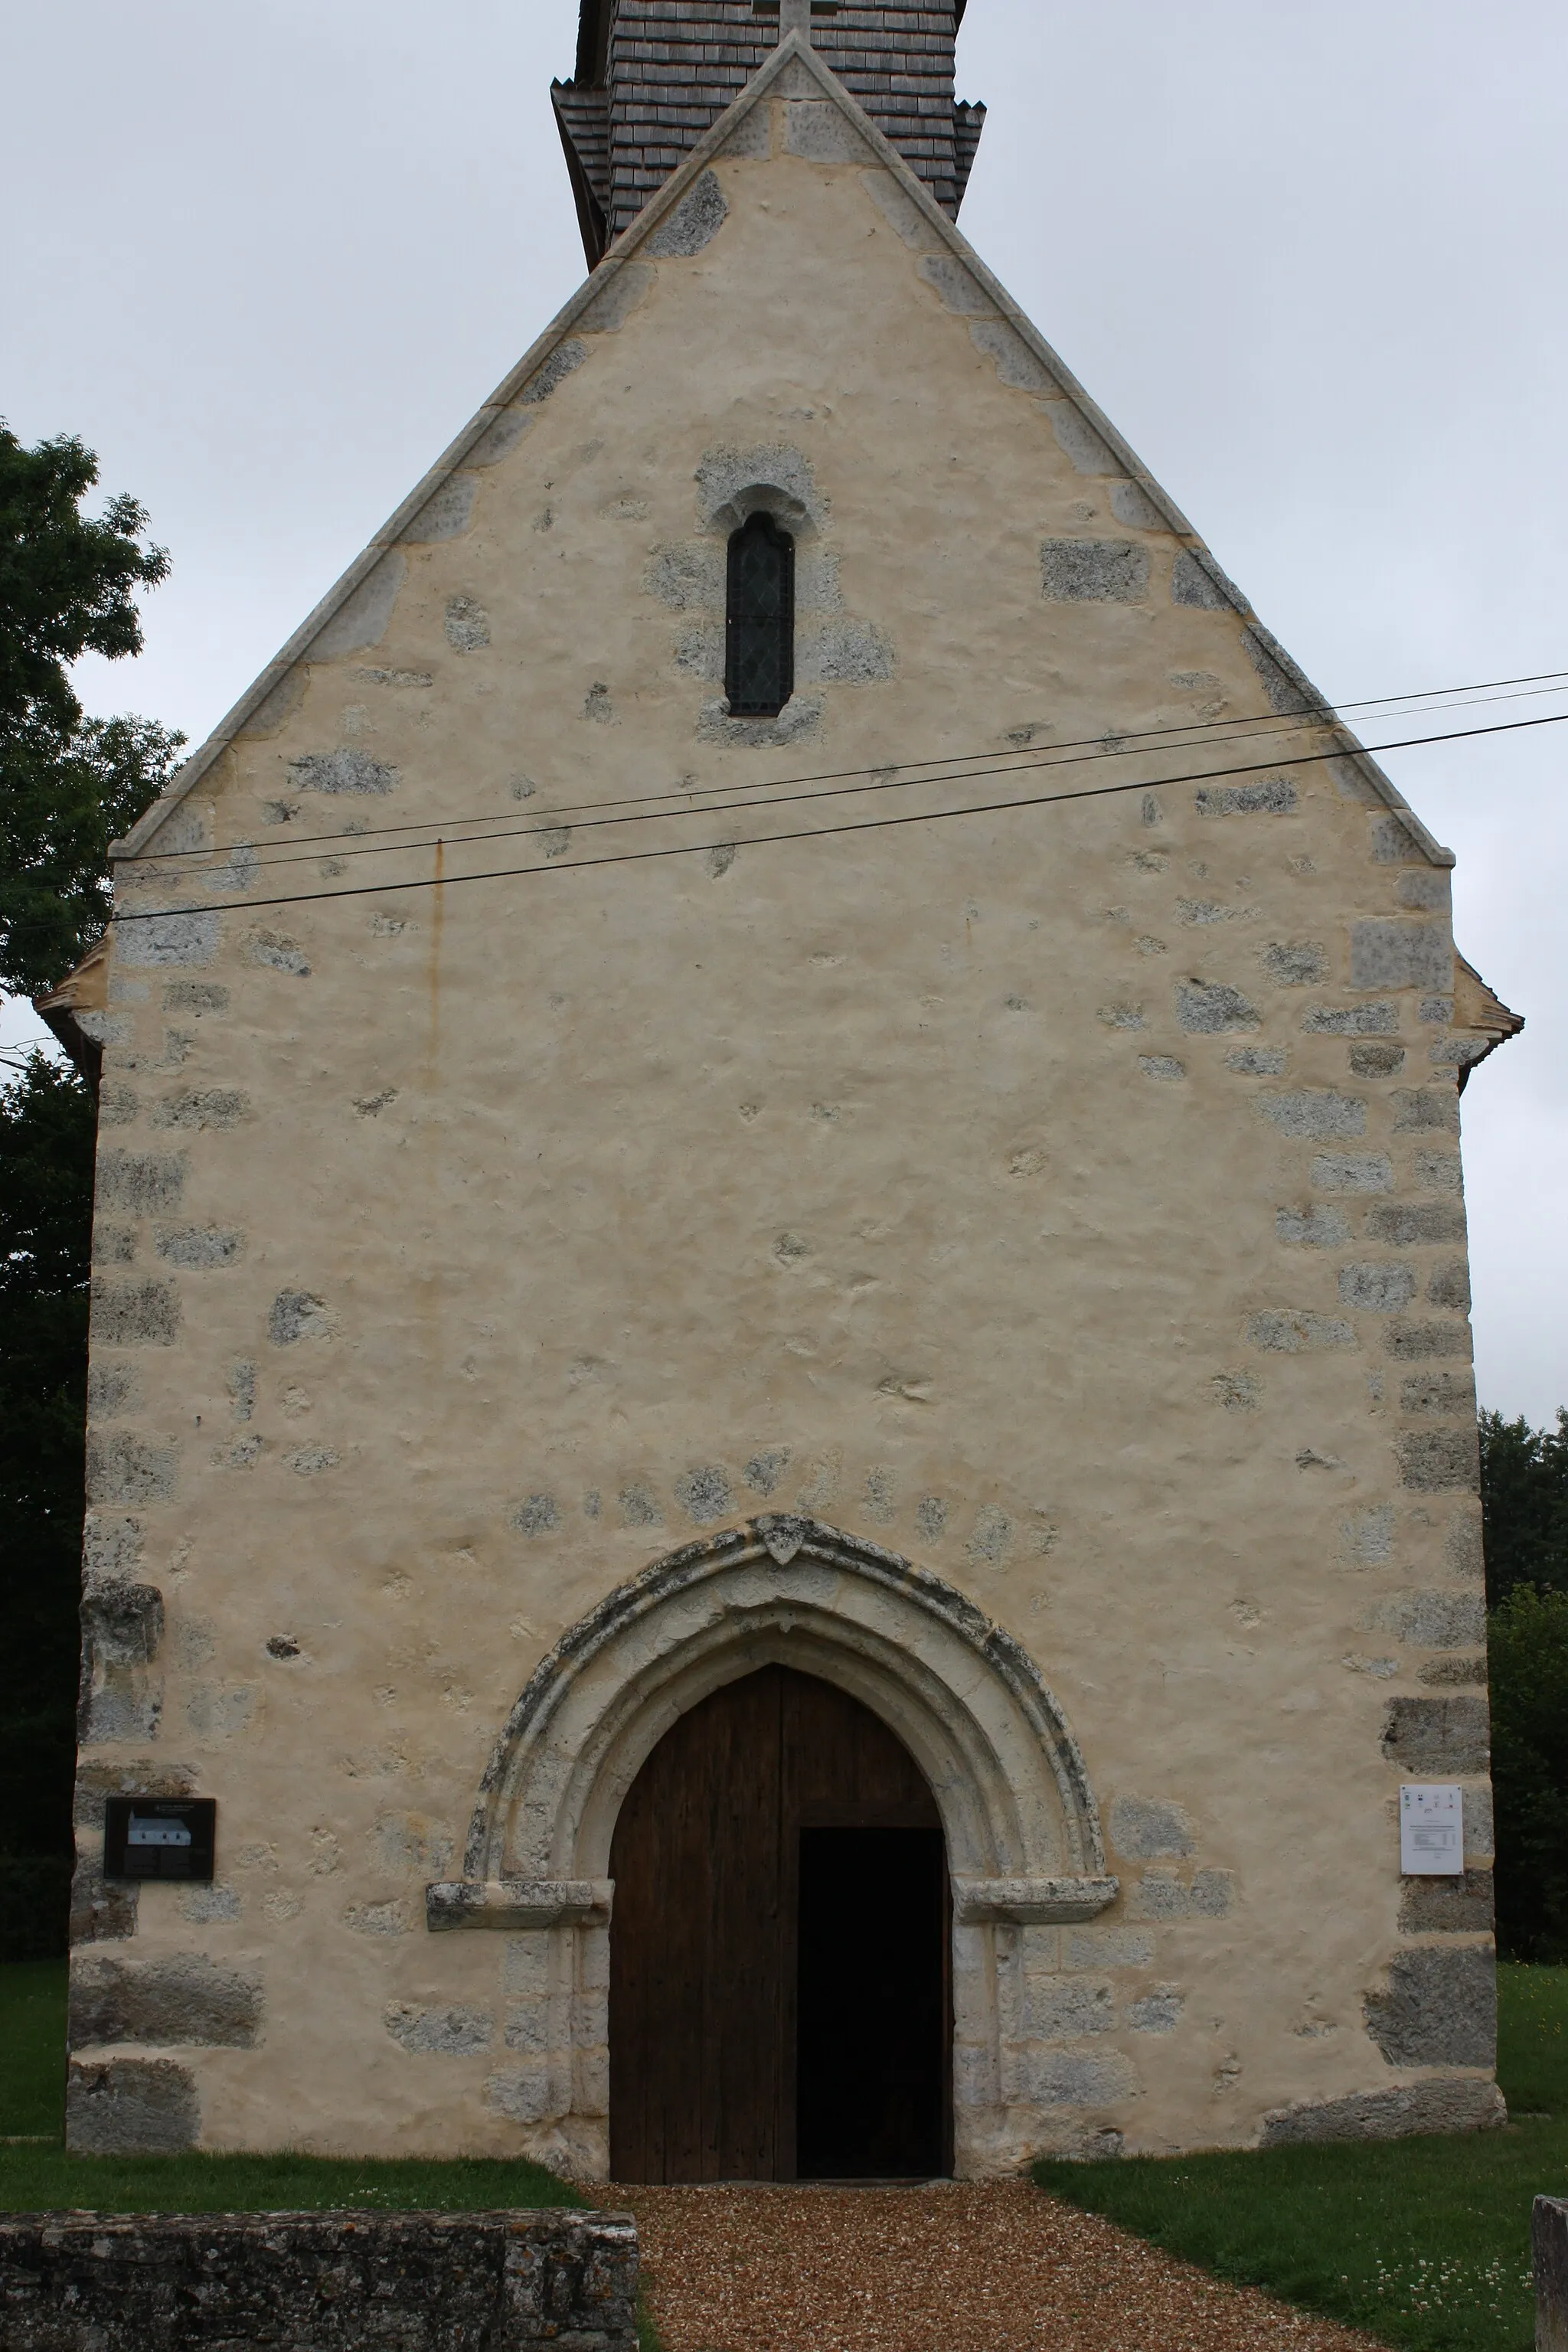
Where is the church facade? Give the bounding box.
[52,0,1517,2178]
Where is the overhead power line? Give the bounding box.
[112,703,1568,927]
[126,662,1568,875]
[124,677,1568,891]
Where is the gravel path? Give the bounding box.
[616,2181,1376,2352]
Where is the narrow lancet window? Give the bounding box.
[725,513,795,717]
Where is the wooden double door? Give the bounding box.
[608,1665,951,2183]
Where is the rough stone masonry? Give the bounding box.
[0,2209,638,2352]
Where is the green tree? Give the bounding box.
[1,421,183,993]
[0,1054,97,1954]
[0,423,178,1952]
[1478,1406,1568,1608]
[1488,1584,1568,1962]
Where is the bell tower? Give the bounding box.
[552,1,985,267]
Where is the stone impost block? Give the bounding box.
[950,1876,1119,1925]
[1537,2197,1568,2352]
[426,1879,615,1930]
[0,2210,639,2352]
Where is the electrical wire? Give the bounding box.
[111,701,1568,926]
[126,662,1568,874]
[122,676,1568,891]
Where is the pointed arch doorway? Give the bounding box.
[608,1664,952,2183]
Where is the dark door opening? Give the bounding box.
[608,1664,951,2183]
[796,1827,947,2179]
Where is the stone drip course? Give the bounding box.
[0,2208,638,2352]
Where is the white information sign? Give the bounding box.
[1400,1783,1465,1876]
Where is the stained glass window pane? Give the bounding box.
[726,514,795,717]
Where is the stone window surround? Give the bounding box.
[425,1516,1117,2177]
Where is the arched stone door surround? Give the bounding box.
[426,1516,1118,2177]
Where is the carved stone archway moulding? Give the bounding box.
[424,1517,1119,2177]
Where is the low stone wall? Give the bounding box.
[0,2207,637,2351]
[1539,2197,1568,2352]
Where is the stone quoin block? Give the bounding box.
[87,1362,140,1418]
[0,2210,639,2351]
[1350,921,1452,992]
[91,1279,181,1346]
[1381,1695,1490,1775]
[1364,1944,1496,2069]
[1370,1590,1487,1649]
[1260,2077,1504,2145]
[96,1150,187,1215]
[1339,1262,1417,1313]
[1370,1202,1468,1245]
[1393,1086,1461,1133]
[85,1433,178,1506]
[1426,1260,1472,1312]
[1399,1870,1495,1936]
[114,911,220,968]
[70,1857,139,1947]
[65,2057,200,2154]
[1399,1370,1475,1416]
[1257,1091,1366,1139]
[1396,1426,1481,1491]
[80,1582,165,1670]
[1384,1320,1472,1360]
[69,1953,263,2050]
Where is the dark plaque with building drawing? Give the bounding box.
[103,1796,217,1883]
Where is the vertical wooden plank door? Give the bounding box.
[608,1664,951,2182]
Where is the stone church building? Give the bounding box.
[48,0,1521,2178]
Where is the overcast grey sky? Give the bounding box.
[4,0,1565,1421]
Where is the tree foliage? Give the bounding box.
[2,711,185,992]
[0,1054,96,1946]
[1488,1585,1568,1963]
[1478,1406,1568,1608]
[0,424,168,740]
[1479,1406,1568,1960]
[0,423,183,994]
[0,423,178,1952]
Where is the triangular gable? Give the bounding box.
[115,31,1452,871]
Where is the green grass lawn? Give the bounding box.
[1035,1961,1568,2352]
[0,1958,68,2140]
